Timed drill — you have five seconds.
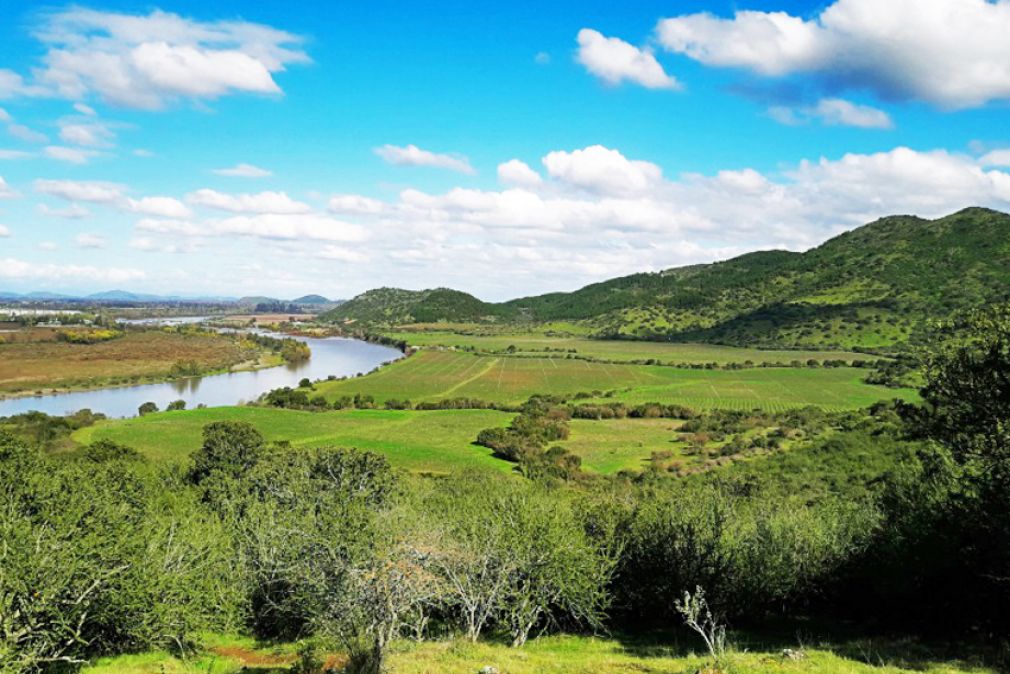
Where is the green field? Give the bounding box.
[385,331,873,364]
[73,407,709,475]
[74,406,513,474]
[558,418,687,473]
[315,350,915,411]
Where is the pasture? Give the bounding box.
[383,330,874,364]
[315,350,916,411]
[73,406,513,474]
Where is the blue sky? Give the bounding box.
[1,0,1009,299]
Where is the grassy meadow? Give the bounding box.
[74,406,513,473]
[315,350,915,411]
[384,330,874,364]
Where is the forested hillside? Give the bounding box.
[322,208,1010,350]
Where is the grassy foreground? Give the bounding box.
[315,351,915,411]
[80,634,997,674]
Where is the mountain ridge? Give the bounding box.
[321,207,1010,350]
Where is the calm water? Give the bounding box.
[0,330,402,419]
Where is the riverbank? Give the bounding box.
[0,329,288,404]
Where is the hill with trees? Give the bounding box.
[322,208,1010,350]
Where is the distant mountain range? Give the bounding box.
[0,290,340,306]
[320,207,1010,351]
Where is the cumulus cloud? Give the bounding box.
[16,8,309,109]
[35,179,124,203]
[211,213,367,242]
[542,145,663,195]
[8,123,48,144]
[328,194,384,215]
[127,196,191,218]
[0,176,17,199]
[58,120,115,147]
[213,163,272,178]
[0,224,10,237]
[39,203,90,219]
[74,232,106,249]
[44,145,98,164]
[497,159,543,187]
[769,98,893,129]
[980,150,1010,168]
[135,218,204,237]
[0,149,33,160]
[655,0,1010,109]
[576,28,679,90]
[0,258,144,282]
[187,188,311,213]
[375,144,475,174]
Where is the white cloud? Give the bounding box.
[542,145,663,195]
[576,28,679,90]
[655,0,1010,109]
[127,196,191,218]
[213,163,272,178]
[812,99,893,129]
[980,150,1010,168]
[316,245,368,262]
[211,213,367,242]
[375,144,475,174]
[59,121,115,147]
[328,194,384,215]
[0,109,9,123]
[35,179,124,203]
[73,102,96,116]
[497,159,543,187]
[44,145,98,164]
[37,242,58,252]
[133,149,154,157]
[8,123,48,144]
[135,218,204,237]
[0,258,144,282]
[74,232,107,249]
[187,188,311,213]
[0,224,10,237]
[39,203,90,219]
[15,8,309,109]
[535,52,551,65]
[769,98,893,129]
[0,176,17,199]
[128,236,196,254]
[0,150,32,160]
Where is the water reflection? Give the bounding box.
[0,333,402,419]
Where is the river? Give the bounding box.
[0,322,403,418]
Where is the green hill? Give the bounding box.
[321,208,1010,350]
[320,287,505,324]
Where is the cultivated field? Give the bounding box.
[74,406,513,473]
[384,330,875,364]
[315,350,915,410]
[0,329,263,395]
